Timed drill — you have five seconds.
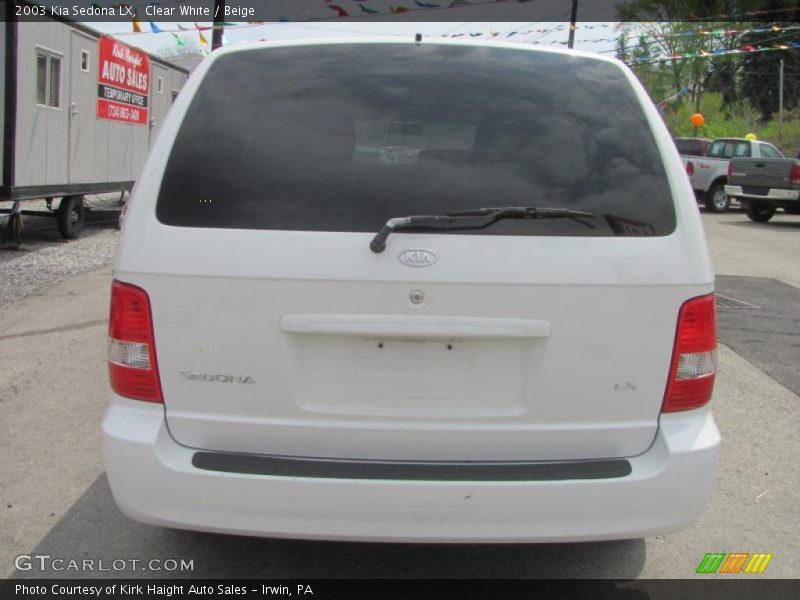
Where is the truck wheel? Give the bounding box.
[57,195,86,239]
[745,202,775,223]
[705,184,730,212]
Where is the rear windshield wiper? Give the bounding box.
[370,206,596,253]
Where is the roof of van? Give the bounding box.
[204,36,626,69]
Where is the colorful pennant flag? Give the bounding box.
[327,4,349,16]
[132,10,141,32]
[196,23,209,48]
[171,32,187,48]
[149,21,163,34]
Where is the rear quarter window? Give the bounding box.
[759,143,782,158]
[157,44,676,237]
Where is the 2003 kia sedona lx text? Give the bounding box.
[103,39,719,542]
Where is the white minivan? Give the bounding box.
[103,38,719,542]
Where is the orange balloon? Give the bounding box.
[691,113,705,127]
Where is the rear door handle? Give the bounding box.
[280,314,551,339]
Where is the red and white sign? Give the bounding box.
[97,36,150,125]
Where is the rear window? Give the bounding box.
[674,138,708,157]
[157,44,675,237]
[708,140,751,159]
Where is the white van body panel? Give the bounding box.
[103,396,719,542]
[107,39,718,540]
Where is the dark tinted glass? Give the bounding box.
[157,44,675,237]
[709,140,751,159]
[675,138,707,157]
[759,143,782,158]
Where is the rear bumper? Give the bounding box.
[724,185,800,202]
[102,396,720,543]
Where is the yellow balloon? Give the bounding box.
[745,133,757,141]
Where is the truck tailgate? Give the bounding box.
[729,158,799,190]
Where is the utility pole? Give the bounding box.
[568,0,579,49]
[212,0,226,50]
[779,59,784,144]
[693,80,703,136]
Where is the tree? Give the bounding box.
[614,1,789,117]
[739,7,800,120]
[616,30,631,62]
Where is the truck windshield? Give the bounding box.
[156,43,675,237]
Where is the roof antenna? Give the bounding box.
[415,33,422,43]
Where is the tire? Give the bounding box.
[705,183,730,212]
[745,202,776,223]
[56,195,86,239]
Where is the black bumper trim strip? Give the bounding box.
[191,452,632,481]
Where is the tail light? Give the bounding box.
[108,280,163,403]
[662,294,716,413]
[686,161,694,176]
[727,161,734,178]
[790,162,800,185]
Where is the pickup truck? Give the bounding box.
[724,158,800,222]
[680,138,785,212]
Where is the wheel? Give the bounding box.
[56,195,85,239]
[705,183,730,212]
[745,202,775,223]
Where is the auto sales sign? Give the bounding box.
[97,36,149,125]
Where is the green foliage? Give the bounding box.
[661,92,800,154]
[617,0,780,21]
[614,7,800,153]
[740,26,800,119]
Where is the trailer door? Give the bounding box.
[68,31,97,183]
[149,63,170,146]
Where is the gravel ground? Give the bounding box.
[0,197,121,306]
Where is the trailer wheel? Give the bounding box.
[57,195,86,239]
[705,183,730,212]
[745,202,775,223]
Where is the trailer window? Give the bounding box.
[81,50,90,72]
[35,50,61,108]
[157,77,164,94]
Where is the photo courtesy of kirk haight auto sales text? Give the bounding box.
[13,584,315,597]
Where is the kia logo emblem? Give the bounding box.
[398,249,437,267]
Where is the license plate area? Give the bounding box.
[295,335,531,417]
[742,186,769,195]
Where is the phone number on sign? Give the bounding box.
[98,100,147,124]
